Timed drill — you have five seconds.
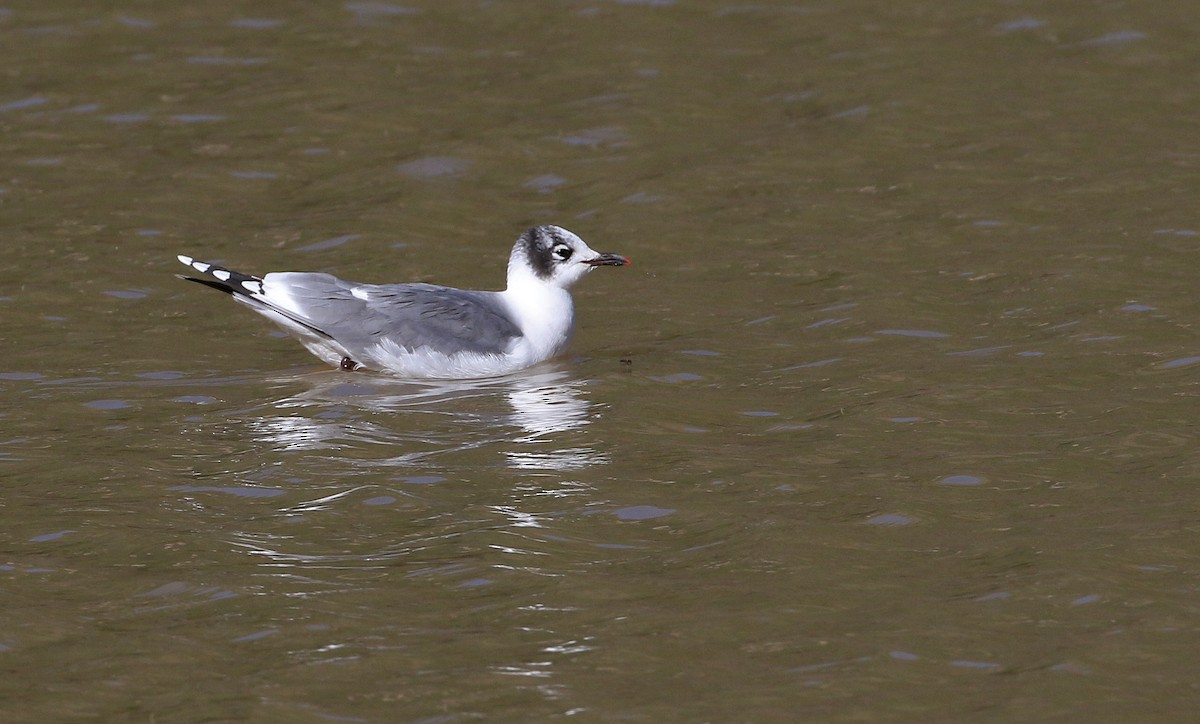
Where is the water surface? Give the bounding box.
[2,0,1199,720]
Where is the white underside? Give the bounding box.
[365,338,547,379]
[242,302,574,380]
[283,334,563,379]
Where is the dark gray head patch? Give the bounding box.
[520,225,571,280]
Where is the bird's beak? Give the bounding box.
[583,253,631,267]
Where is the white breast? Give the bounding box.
[500,267,577,365]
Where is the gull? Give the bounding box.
[176,225,630,379]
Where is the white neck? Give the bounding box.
[502,262,576,360]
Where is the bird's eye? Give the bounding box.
[552,244,573,260]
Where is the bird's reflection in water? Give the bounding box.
[504,376,599,471]
[228,366,607,569]
[247,365,607,472]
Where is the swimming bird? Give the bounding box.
[176,225,630,378]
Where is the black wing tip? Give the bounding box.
[175,255,264,296]
[176,274,239,295]
[175,270,337,343]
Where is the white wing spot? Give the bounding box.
[212,269,231,281]
[193,262,211,273]
[350,287,371,301]
[242,280,262,294]
[177,255,193,265]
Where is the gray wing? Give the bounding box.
[261,273,522,356]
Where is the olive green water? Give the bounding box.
[2,1,1199,720]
